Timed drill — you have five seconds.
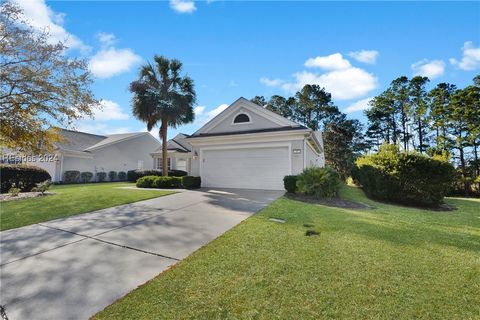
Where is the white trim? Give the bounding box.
[199,141,292,178]
[306,139,321,156]
[231,112,253,125]
[303,139,307,169]
[187,129,311,146]
[194,97,299,135]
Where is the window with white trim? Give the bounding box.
[156,158,171,170]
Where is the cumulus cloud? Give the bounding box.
[261,53,378,100]
[91,99,129,121]
[344,97,374,114]
[305,53,351,70]
[170,0,197,13]
[348,50,379,64]
[96,32,116,47]
[13,0,90,53]
[194,103,229,125]
[450,41,480,71]
[411,59,445,79]
[89,45,142,79]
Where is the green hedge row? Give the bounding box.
[127,169,188,182]
[283,167,341,199]
[0,164,51,193]
[136,175,201,189]
[352,144,455,207]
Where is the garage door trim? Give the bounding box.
[199,142,292,188]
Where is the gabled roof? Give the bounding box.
[189,126,308,138]
[55,129,156,153]
[191,97,301,137]
[153,133,192,153]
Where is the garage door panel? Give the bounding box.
[201,146,290,190]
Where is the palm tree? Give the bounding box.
[130,55,196,176]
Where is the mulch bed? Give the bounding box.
[0,191,55,202]
[285,193,374,210]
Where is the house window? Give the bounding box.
[233,113,250,124]
[176,158,187,171]
[157,158,171,170]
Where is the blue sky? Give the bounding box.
[15,1,480,139]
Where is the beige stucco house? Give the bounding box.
[152,97,324,190]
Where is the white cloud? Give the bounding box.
[96,32,116,47]
[170,0,197,13]
[305,53,351,70]
[194,103,228,125]
[91,99,129,121]
[75,123,133,136]
[344,97,374,114]
[89,47,142,79]
[450,41,480,71]
[279,67,377,100]
[260,77,285,87]
[14,0,90,53]
[411,59,445,79]
[348,50,379,64]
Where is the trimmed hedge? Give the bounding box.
[80,172,93,183]
[1,164,52,193]
[283,175,298,193]
[127,169,188,182]
[353,144,455,207]
[64,170,80,183]
[136,175,183,188]
[118,171,127,181]
[296,167,341,199]
[108,171,117,181]
[96,172,107,182]
[182,176,201,189]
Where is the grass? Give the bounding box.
[0,182,174,231]
[94,185,480,320]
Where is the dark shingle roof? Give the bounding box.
[56,129,107,152]
[188,126,308,138]
[153,133,192,153]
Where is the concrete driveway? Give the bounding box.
[0,188,283,320]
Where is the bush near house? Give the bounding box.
[108,171,117,181]
[118,171,127,181]
[96,172,107,182]
[127,169,188,182]
[182,176,201,189]
[283,175,298,193]
[296,167,341,199]
[153,176,182,188]
[80,171,93,183]
[64,170,81,184]
[32,180,52,194]
[0,164,52,193]
[353,144,455,207]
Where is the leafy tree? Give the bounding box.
[130,55,196,176]
[265,95,295,119]
[365,90,396,148]
[428,83,457,151]
[250,96,267,107]
[409,76,430,153]
[0,1,97,152]
[390,76,411,150]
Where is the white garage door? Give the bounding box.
[201,146,290,190]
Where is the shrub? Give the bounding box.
[296,167,341,199]
[153,176,182,188]
[80,172,93,183]
[182,176,201,189]
[136,176,157,188]
[108,171,117,181]
[64,170,80,184]
[353,144,455,207]
[0,164,52,192]
[118,171,127,181]
[96,171,107,182]
[33,180,52,194]
[283,175,298,193]
[127,169,188,182]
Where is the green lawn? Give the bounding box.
[0,182,174,231]
[94,186,480,320]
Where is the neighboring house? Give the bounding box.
[25,129,160,182]
[153,97,324,190]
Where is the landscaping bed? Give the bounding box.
[0,191,55,202]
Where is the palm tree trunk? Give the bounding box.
[160,119,168,176]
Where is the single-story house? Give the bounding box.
[152,97,324,190]
[26,129,160,182]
